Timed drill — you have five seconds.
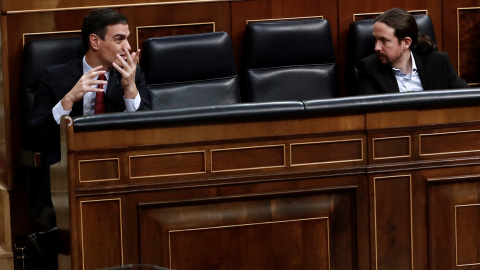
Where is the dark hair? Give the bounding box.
[81,8,128,52]
[375,8,437,53]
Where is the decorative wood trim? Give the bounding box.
[168,216,328,233]
[456,7,480,84]
[246,15,323,24]
[352,10,428,21]
[137,186,350,269]
[6,0,245,14]
[78,158,120,183]
[419,130,480,156]
[372,135,411,160]
[23,30,81,47]
[210,144,286,173]
[426,174,480,183]
[80,198,124,270]
[138,186,357,209]
[129,150,207,179]
[167,217,330,269]
[352,12,382,21]
[0,184,12,256]
[373,175,414,270]
[290,138,364,166]
[455,203,480,267]
[136,22,215,48]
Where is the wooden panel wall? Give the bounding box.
[52,103,480,269]
[0,184,12,269]
[56,112,370,270]
[2,0,478,189]
[2,0,480,261]
[446,2,480,87]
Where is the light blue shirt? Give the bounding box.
[52,56,141,124]
[392,51,424,92]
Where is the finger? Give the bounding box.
[132,49,140,65]
[124,48,139,67]
[114,49,130,69]
[88,66,104,74]
[112,62,127,76]
[88,85,106,93]
[124,48,133,63]
[85,67,106,79]
[93,79,108,86]
[89,88,105,93]
[90,71,107,79]
[116,53,128,68]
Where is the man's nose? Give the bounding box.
[123,40,131,51]
[374,41,381,52]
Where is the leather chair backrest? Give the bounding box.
[346,14,437,95]
[21,37,84,117]
[243,18,338,102]
[140,31,241,110]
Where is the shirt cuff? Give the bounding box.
[52,101,72,124]
[124,93,141,112]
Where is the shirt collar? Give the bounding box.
[391,50,417,75]
[410,51,417,73]
[82,56,110,80]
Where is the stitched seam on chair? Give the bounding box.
[249,63,335,72]
[148,75,238,87]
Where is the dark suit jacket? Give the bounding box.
[357,51,469,95]
[25,58,151,164]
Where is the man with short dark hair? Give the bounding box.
[24,8,151,268]
[357,8,469,95]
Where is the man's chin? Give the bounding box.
[376,56,388,65]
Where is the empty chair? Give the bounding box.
[243,18,338,102]
[346,14,436,95]
[140,31,241,110]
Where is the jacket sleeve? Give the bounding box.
[135,66,152,110]
[24,67,62,154]
[444,54,470,89]
[357,58,381,95]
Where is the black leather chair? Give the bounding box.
[20,36,84,183]
[17,37,84,269]
[242,18,338,102]
[20,36,84,216]
[21,37,84,128]
[140,31,241,110]
[346,14,437,95]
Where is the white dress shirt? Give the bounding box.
[52,56,141,124]
[392,51,424,92]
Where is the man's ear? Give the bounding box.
[90,34,99,51]
[403,37,413,49]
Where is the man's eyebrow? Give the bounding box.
[112,33,128,38]
[374,35,388,40]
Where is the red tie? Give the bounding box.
[94,74,106,114]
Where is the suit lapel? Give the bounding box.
[379,63,399,93]
[64,60,127,115]
[413,53,430,90]
[105,69,124,112]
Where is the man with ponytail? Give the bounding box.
[357,8,469,95]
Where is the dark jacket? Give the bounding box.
[25,58,151,164]
[357,51,469,95]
